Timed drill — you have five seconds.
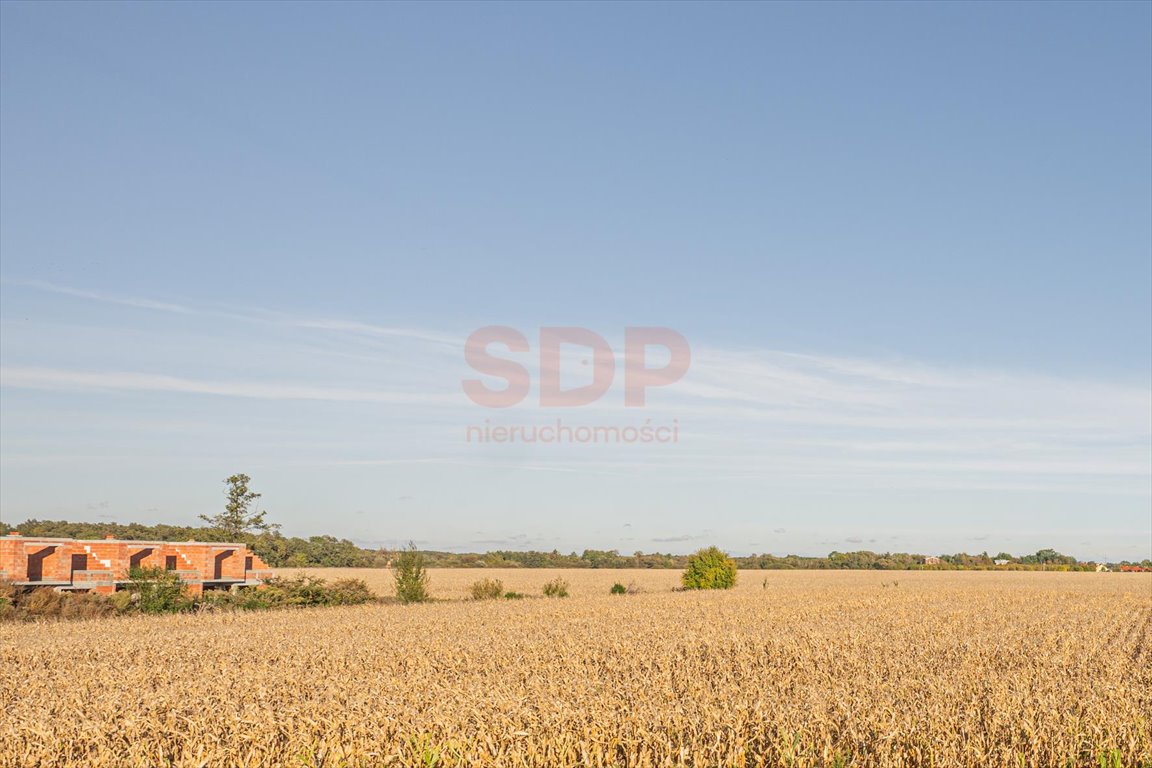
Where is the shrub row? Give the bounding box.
[467,577,570,600]
[0,569,376,622]
[202,575,377,611]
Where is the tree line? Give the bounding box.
[3,520,1143,571]
[4,474,1147,571]
[0,518,377,569]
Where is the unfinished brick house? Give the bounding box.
[0,532,273,595]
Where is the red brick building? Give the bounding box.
[0,532,272,595]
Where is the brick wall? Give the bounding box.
[0,533,271,594]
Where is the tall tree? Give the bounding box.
[393,541,429,604]
[199,474,278,539]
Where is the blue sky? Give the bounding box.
[1,2,1149,560]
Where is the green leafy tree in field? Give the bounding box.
[200,474,278,539]
[393,542,430,604]
[682,546,738,590]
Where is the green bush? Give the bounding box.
[326,578,376,606]
[393,542,430,604]
[125,566,194,614]
[503,591,525,600]
[259,575,330,607]
[470,578,504,600]
[274,574,332,605]
[1,572,376,620]
[542,578,569,598]
[610,582,627,595]
[203,575,375,610]
[681,546,738,590]
[200,589,264,611]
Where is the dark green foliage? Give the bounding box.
[200,589,268,612]
[1019,548,1078,566]
[3,519,1107,570]
[578,549,624,569]
[542,578,569,598]
[251,533,374,568]
[470,578,504,600]
[503,591,525,600]
[6,518,209,542]
[610,582,627,595]
[125,566,194,614]
[259,574,333,606]
[736,548,1103,571]
[682,547,738,590]
[393,542,430,604]
[3,574,376,621]
[199,473,278,539]
[326,578,376,605]
[202,575,376,611]
[4,519,371,568]
[473,549,682,569]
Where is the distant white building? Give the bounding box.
[923,556,942,565]
[994,559,1010,566]
[1096,563,1110,572]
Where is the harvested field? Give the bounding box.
[274,566,684,599]
[1,571,1149,768]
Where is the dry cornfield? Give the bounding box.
[1,570,1149,768]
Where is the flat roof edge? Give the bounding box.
[2,536,250,547]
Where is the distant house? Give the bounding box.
[0,532,272,595]
[923,556,942,566]
[993,559,1010,566]
[1096,564,1110,572]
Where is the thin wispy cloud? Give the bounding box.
[4,278,197,314]
[652,533,709,543]
[4,277,461,348]
[0,367,459,405]
[3,283,1149,462]
[2,280,1149,559]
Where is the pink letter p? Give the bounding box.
[624,327,691,407]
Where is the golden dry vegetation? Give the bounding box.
[274,566,685,600]
[1,570,1149,768]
